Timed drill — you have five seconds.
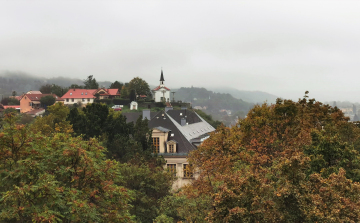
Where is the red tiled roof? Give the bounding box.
[23,94,64,101]
[62,89,97,99]
[152,86,170,91]
[4,105,20,109]
[107,89,120,95]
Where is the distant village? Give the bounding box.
[0,70,217,190]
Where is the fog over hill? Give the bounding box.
[208,87,279,104]
[0,71,111,96]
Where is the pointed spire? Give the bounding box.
[160,69,165,82]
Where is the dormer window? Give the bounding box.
[166,141,177,153]
[81,92,83,95]
[70,93,72,96]
[85,92,87,95]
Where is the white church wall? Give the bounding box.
[154,88,170,102]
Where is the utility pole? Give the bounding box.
[171,92,175,102]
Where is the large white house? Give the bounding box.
[152,70,171,102]
[61,88,120,106]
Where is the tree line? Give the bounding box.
[3,92,360,222]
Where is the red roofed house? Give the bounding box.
[61,88,120,106]
[152,69,170,102]
[94,88,121,99]
[20,94,64,113]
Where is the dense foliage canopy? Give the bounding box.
[0,103,174,222]
[160,93,360,222]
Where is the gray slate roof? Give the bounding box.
[123,111,158,124]
[122,109,215,154]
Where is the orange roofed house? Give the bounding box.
[61,88,120,106]
[20,94,64,113]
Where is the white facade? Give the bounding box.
[63,98,94,105]
[153,87,171,102]
[130,101,138,110]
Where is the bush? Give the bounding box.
[155,102,166,108]
[113,98,131,105]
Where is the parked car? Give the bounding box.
[112,105,121,109]
[114,107,122,111]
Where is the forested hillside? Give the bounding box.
[0,72,111,96]
[174,87,254,125]
[209,87,279,104]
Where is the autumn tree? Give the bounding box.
[167,93,360,222]
[0,113,133,222]
[128,77,151,98]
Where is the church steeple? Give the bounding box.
[160,69,165,85]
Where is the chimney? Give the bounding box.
[143,109,151,120]
[165,107,173,112]
[181,117,186,126]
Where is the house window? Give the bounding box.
[87,98,90,102]
[70,93,72,96]
[71,99,74,102]
[169,144,174,153]
[152,137,159,153]
[183,164,193,178]
[66,99,69,102]
[167,164,176,177]
[82,98,85,102]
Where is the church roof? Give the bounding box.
[160,69,165,81]
[153,86,170,91]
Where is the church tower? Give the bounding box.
[160,69,165,86]
[152,69,171,102]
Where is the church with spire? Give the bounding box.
[152,69,171,102]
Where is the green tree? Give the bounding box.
[0,114,134,222]
[51,84,68,97]
[110,81,124,92]
[120,85,130,99]
[83,75,99,89]
[40,84,68,97]
[40,95,56,108]
[128,77,151,98]
[130,89,136,101]
[4,108,17,114]
[39,84,52,94]
[11,91,16,96]
[1,97,20,105]
[69,84,83,89]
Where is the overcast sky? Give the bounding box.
[1,1,360,102]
